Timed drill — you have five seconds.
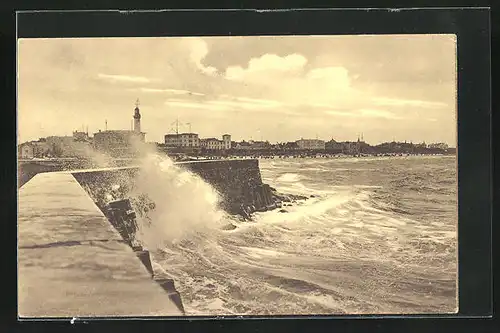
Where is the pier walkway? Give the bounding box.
[18,172,182,317]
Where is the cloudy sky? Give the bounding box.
[17,35,457,145]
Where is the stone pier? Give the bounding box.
[18,172,183,317]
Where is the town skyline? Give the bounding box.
[19,121,453,148]
[18,35,457,146]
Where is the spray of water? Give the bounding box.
[128,152,228,250]
[81,145,115,167]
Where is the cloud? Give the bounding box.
[311,102,339,109]
[136,87,205,96]
[207,100,276,110]
[97,73,155,83]
[326,110,356,117]
[234,96,284,107]
[306,66,350,81]
[325,108,401,120]
[357,108,401,119]
[186,38,218,76]
[225,53,307,80]
[215,95,285,109]
[164,94,298,115]
[372,97,448,109]
[165,101,228,111]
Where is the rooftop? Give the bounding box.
[296,138,325,142]
[94,130,145,135]
[165,133,199,137]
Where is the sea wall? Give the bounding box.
[18,158,136,188]
[18,172,184,317]
[178,159,276,215]
[18,161,64,188]
[72,159,281,219]
[18,159,302,316]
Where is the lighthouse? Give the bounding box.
[133,99,141,133]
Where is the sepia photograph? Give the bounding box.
[17,34,458,317]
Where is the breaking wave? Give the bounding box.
[129,154,229,250]
[122,154,457,315]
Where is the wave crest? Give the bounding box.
[130,153,227,250]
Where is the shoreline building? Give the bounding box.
[200,134,231,150]
[18,142,35,159]
[325,139,343,152]
[248,140,272,150]
[45,135,92,157]
[234,141,251,150]
[428,142,449,150]
[296,138,325,150]
[93,100,146,157]
[73,129,90,142]
[18,140,50,159]
[164,133,200,148]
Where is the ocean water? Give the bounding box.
[134,154,457,316]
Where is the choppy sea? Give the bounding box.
[132,154,457,316]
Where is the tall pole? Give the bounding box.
[105,120,107,131]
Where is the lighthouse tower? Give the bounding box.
[133,99,141,133]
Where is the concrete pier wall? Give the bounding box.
[18,159,291,317]
[18,172,183,317]
[71,159,274,217]
[18,158,136,188]
[178,159,266,214]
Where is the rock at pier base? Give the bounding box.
[221,223,237,231]
[132,245,143,252]
[231,183,310,219]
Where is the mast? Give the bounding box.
[170,118,181,135]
